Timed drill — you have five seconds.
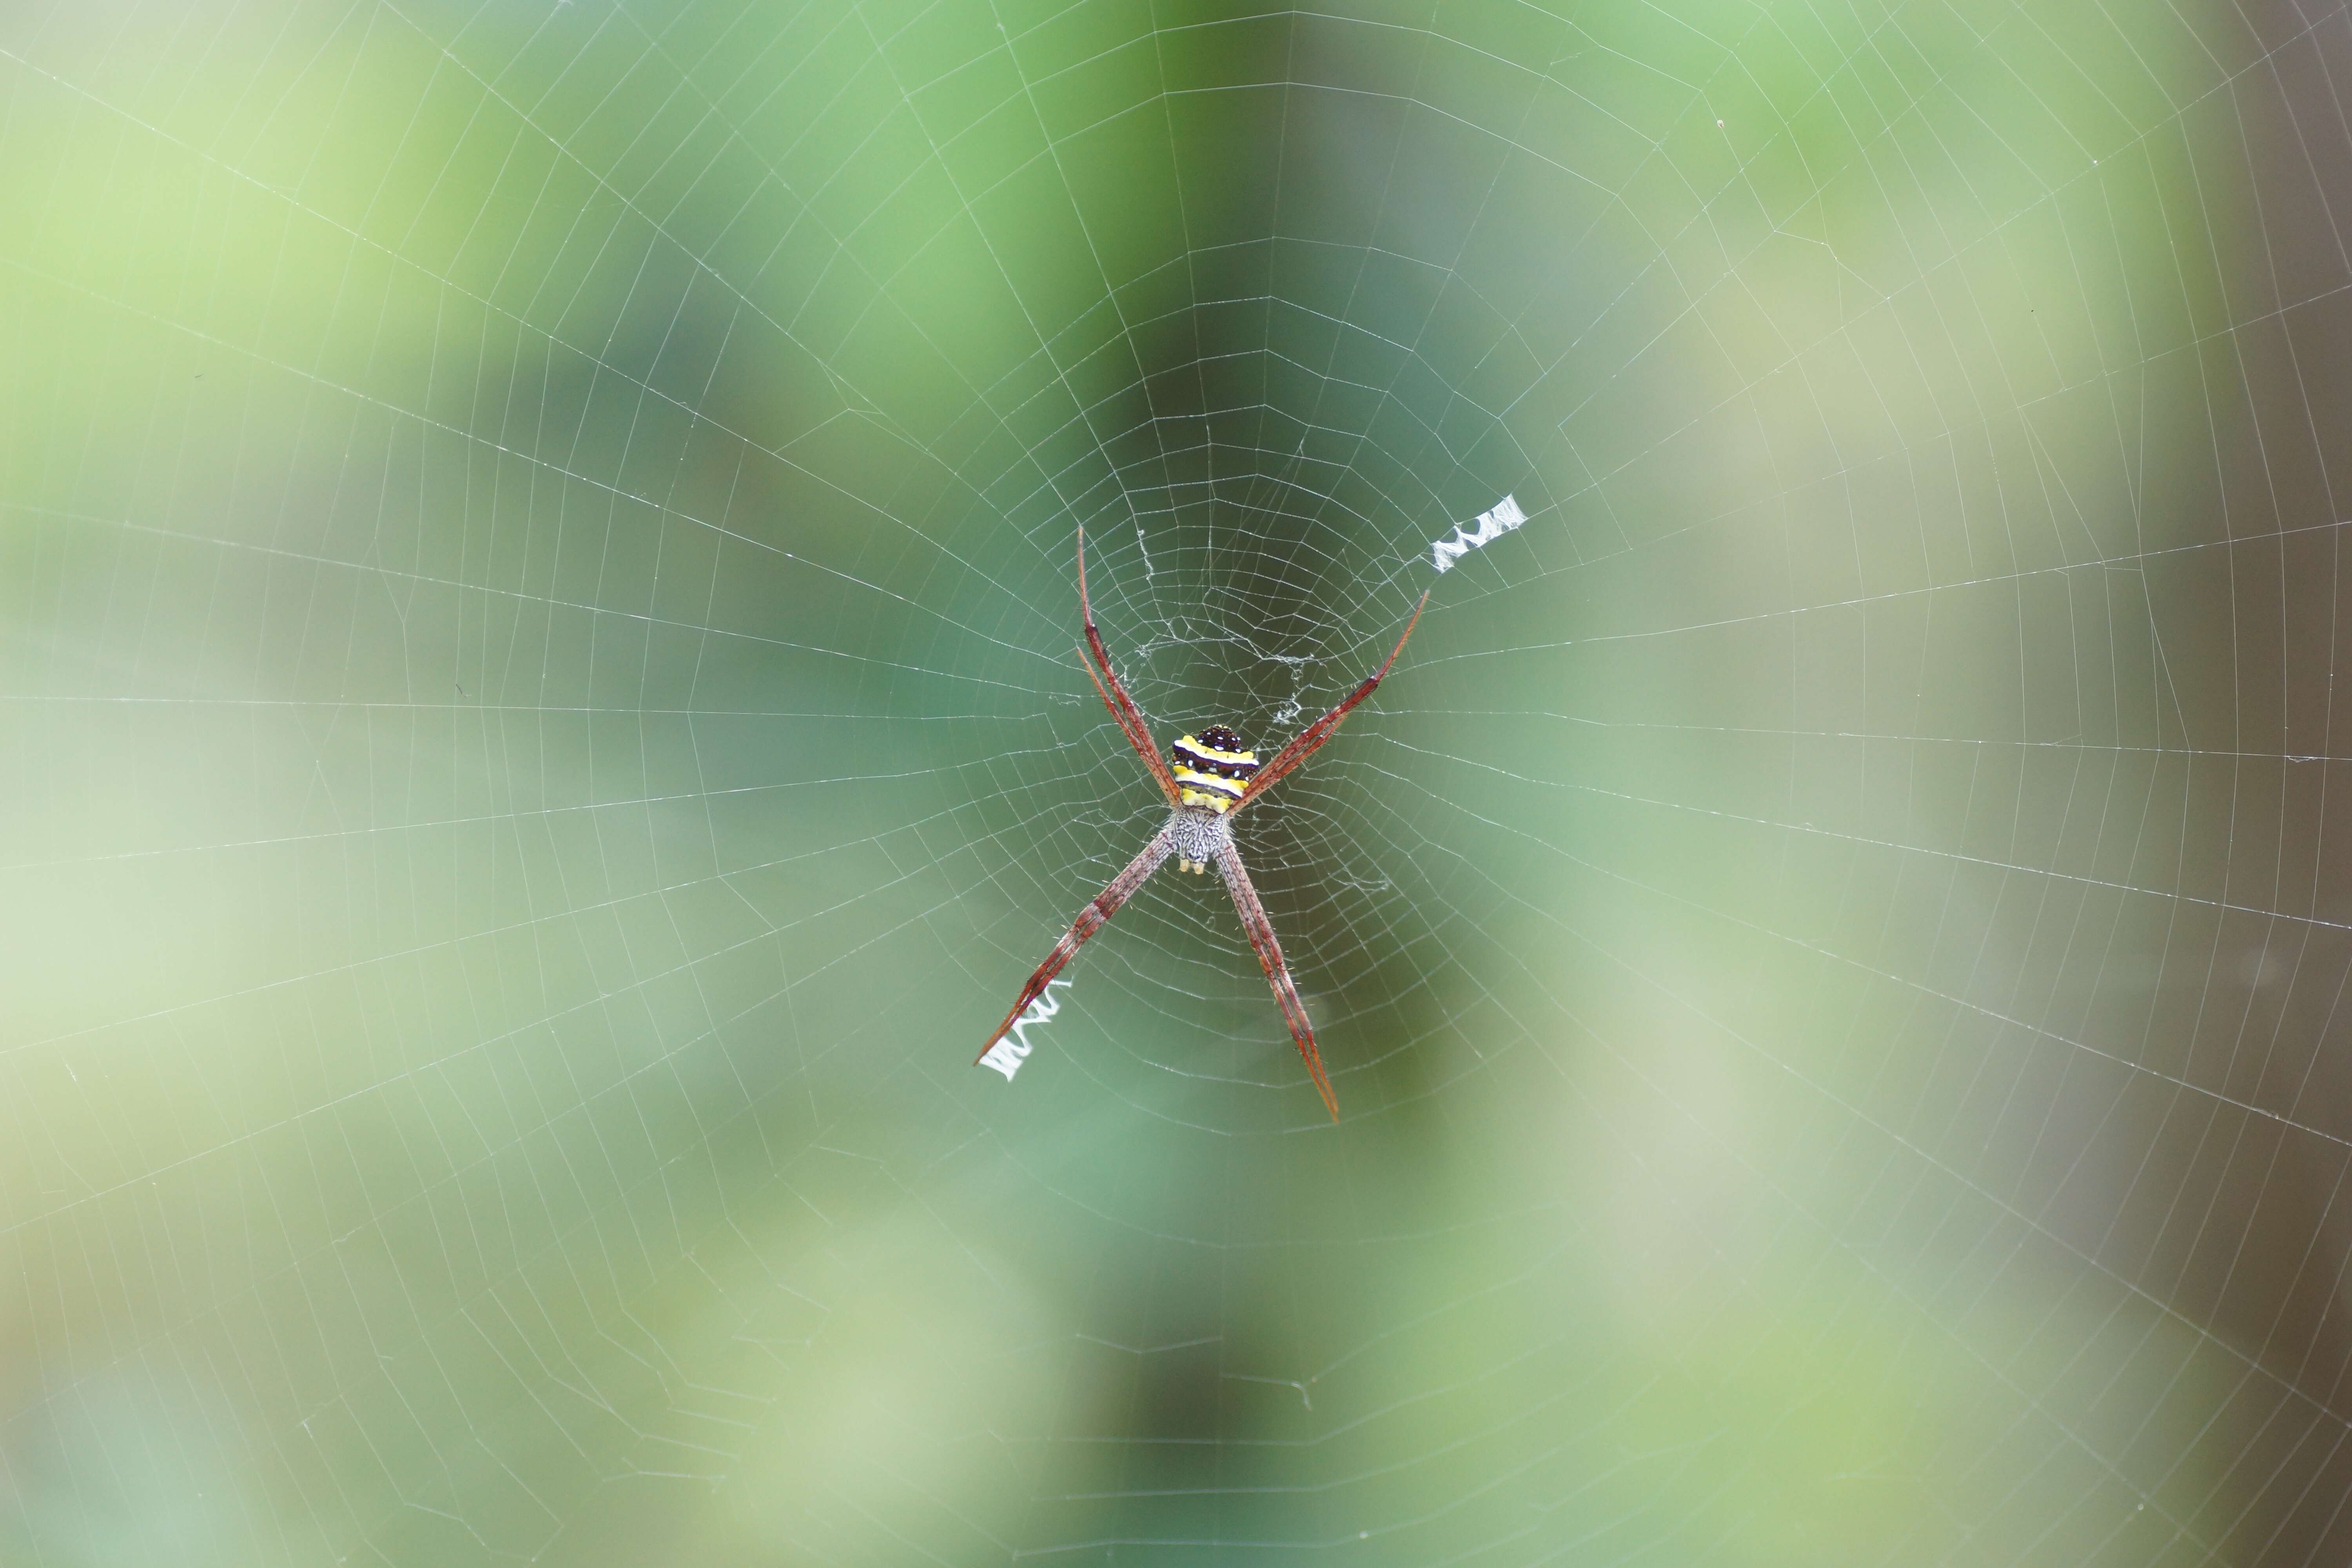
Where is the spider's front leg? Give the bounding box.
[975,822,1176,1064]
[1214,841,1340,1120]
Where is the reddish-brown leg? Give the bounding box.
[1074,528,1183,807]
[1233,589,1429,813]
[975,823,1177,1064]
[1215,841,1340,1120]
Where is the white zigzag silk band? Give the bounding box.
[1431,494,1527,572]
[979,978,1072,1081]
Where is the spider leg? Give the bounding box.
[975,822,1177,1065]
[1232,589,1428,812]
[1214,841,1340,1121]
[1075,527,1183,807]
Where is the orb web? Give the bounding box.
[5,0,2352,1564]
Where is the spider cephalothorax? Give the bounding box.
[973,531,1428,1119]
[1167,800,1233,876]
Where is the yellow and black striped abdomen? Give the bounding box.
[1171,726,1259,814]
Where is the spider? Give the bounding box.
[975,529,1428,1119]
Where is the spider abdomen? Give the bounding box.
[1171,727,1259,814]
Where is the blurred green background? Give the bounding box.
[6,0,2352,1563]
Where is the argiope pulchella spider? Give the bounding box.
[976,530,1428,1119]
